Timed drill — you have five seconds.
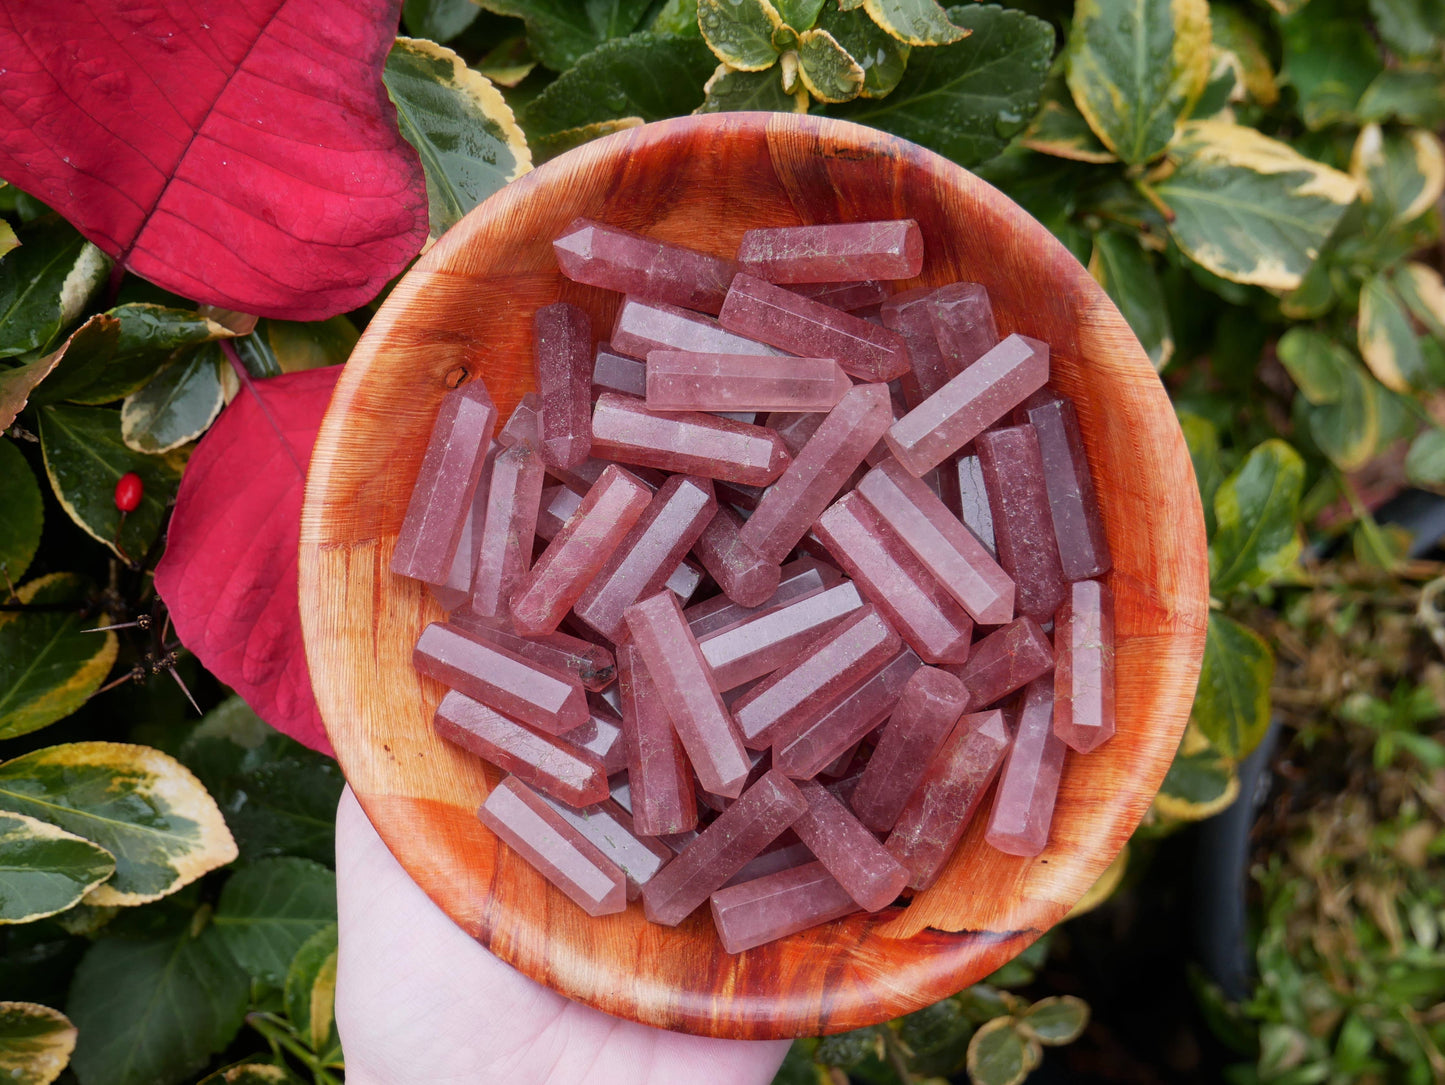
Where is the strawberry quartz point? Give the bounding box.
[533,302,593,470]
[591,392,791,487]
[710,861,859,954]
[737,220,923,283]
[986,675,1067,857]
[554,218,738,316]
[1053,579,1116,753]
[645,351,852,413]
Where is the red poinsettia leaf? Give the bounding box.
[0,1,426,321]
[156,366,340,755]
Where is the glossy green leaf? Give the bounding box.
[402,0,482,41]
[1192,612,1274,759]
[475,35,538,87]
[1305,362,1380,472]
[796,27,865,102]
[1350,124,1445,231]
[385,38,533,241]
[0,440,42,583]
[1359,274,1428,392]
[860,0,966,45]
[1064,0,1210,164]
[966,1017,1030,1085]
[892,997,974,1076]
[1209,5,1277,107]
[1395,261,1445,342]
[179,698,345,866]
[815,5,909,98]
[1276,327,1347,404]
[1358,68,1445,127]
[1279,0,1382,129]
[1022,73,1117,163]
[0,1002,76,1085]
[37,404,183,561]
[1405,428,1445,488]
[34,304,240,406]
[477,0,656,70]
[0,219,110,360]
[696,64,809,112]
[0,573,117,742]
[1178,410,1222,537]
[1368,0,1445,58]
[231,317,359,381]
[0,812,114,925]
[213,858,337,986]
[829,5,1054,168]
[1210,438,1304,593]
[284,923,339,1060]
[119,344,224,455]
[521,33,716,138]
[698,0,783,70]
[0,742,237,906]
[651,0,704,36]
[529,117,646,164]
[1018,996,1090,1045]
[1089,230,1173,369]
[66,915,248,1085]
[775,0,825,27]
[1152,121,1359,291]
[1154,734,1239,819]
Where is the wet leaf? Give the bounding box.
[0,812,113,925]
[893,997,974,1076]
[0,573,117,742]
[529,117,647,163]
[966,1017,1029,1085]
[1152,121,1359,290]
[0,218,109,360]
[0,440,42,583]
[860,0,967,46]
[698,0,784,70]
[1018,996,1090,1045]
[829,5,1054,168]
[1089,230,1173,369]
[1065,0,1211,164]
[479,0,657,70]
[0,742,236,906]
[1022,74,1117,163]
[476,35,539,87]
[1210,439,1305,593]
[37,403,183,561]
[0,2,427,321]
[283,923,339,1059]
[1359,274,1428,392]
[403,0,483,41]
[1350,123,1445,229]
[385,38,532,240]
[1192,611,1274,759]
[213,858,337,986]
[1154,734,1240,819]
[815,5,910,99]
[796,27,865,103]
[119,344,225,455]
[0,1002,76,1085]
[696,65,810,112]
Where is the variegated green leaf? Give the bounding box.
[0,573,117,741]
[0,350,63,431]
[1406,428,1445,488]
[0,440,42,583]
[1064,0,1211,164]
[0,218,110,360]
[1305,361,1381,472]
[530,117,646,164]
[1190,612,1273,760]
[231,317,360,382]
[1358,68,1445,127]
[775,0,825,28]
[796,27,865,102]
[1088,230,1173,369]
[815,4,910,98]
[698,0,783,70]
[200,1064,306,1085]
[1210,438,1304,593]
[0,742,237,906]
[213,858,337,986]
[1154,732,1240,820]
[1151,121,1359,290]
[861,0,966,45]
[1018,996,1090,1046]
[1178,410,1222,536]
[1277,327,1347,405]
[477,0,656,71]
[1279,0,1382,129]
[0,221,16,260]
[1368,0,1445,59]
[475,34,537,86]
[1395,261,1445,342]
[966,1017,1031,1085]
[0,1002,76,1085]
[385,38,532,240]
[0,811,114,924]
[1350,123,1445,229]
[1359,273,1428,392]
[284,923,340,1061]
[402,0,481,42]
[1022,79,1117,163]
[1209,5,1277,106]
[695,64,809,112]
[119,344,225,455]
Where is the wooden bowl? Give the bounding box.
[298,112,1208,1039]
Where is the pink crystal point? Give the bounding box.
[856,458,1015,625]
[765,410,827,456]
[640,769,808,926]
[617,643,698,836]
[737,220,923,283]
[886,709,1011,889]
[885,333,1050,477]
[611,297,781,360]
[946,616,1054,709]
[414,623,589,734]
[740,383,893,564]
[559,695,630,774]
[731,606,902,749]
[533,302,593,469]
[435,691,608,807]
[428,442,497,611]
[509,464,652,636]
[478,775,626,916]
[623,592,752,798]
[392,379,498,584]
[813,492,974,665]
[986,675,1067,857]
[591,392,791,486]
[554,217,739,315]
[721,835,814,887]
[693,506,782,607]
[535,484,582,541]
[446,613,617,693]
[573,474,717,642]
[927,282,999,372]
[773,649,923,779]
[1026,392,1112,580]
[850,667,970,832]
[975,424,1067,623]
[880,286,949,408]
[1054,579,1115,753]
[534,793,672,901]
[645,352,853,413]
[685,555,839,638]
[665,559,703,602]
[955,453,997,558]
[497,393,541,450]
[593,345,648,398]
[710,861,859,953]
[718,273,911,383]
[791,280,890,310]
[699,581,864,690]
[468,443,546,623]
[791,779,909,911]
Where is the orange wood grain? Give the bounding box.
[297,113,1209,1039]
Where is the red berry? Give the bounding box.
[114,472,143,513]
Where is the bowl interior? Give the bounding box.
[298,112,1208,1039]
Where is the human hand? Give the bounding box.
[333,786,792,1085]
